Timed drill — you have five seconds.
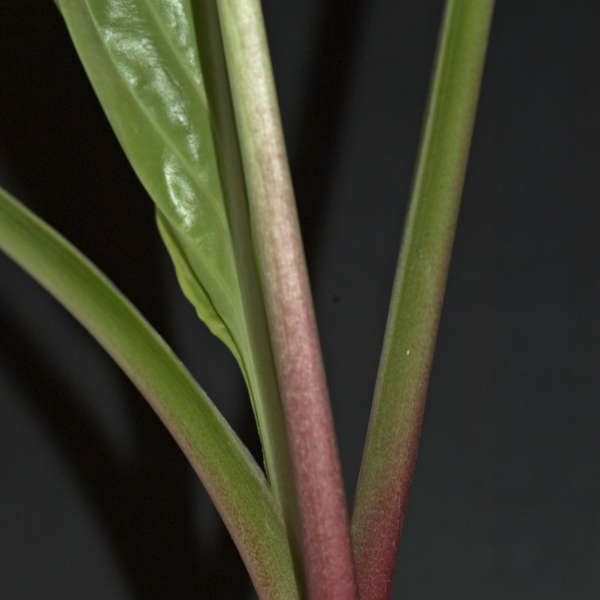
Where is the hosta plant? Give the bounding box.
[0,1,494,598]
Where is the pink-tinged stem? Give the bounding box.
[216,1,358,598]
[351,2,495,599]
[0,186,300,599]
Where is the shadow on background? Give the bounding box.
[0,298,250,599]
[290,0,367,267]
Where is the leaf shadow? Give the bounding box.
[289,0,368,268]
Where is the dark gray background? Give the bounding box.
[0,1,598,598]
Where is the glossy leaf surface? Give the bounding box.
[55,0,240,375]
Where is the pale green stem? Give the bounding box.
[351,3,495,600]
[215,1,358,598]
[191,2,301,569]
[0,186,300,600]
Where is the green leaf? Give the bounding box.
[0,185,300,599]
[156,209,242,368]
[54,0,298,543]
[55,0,240,353]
